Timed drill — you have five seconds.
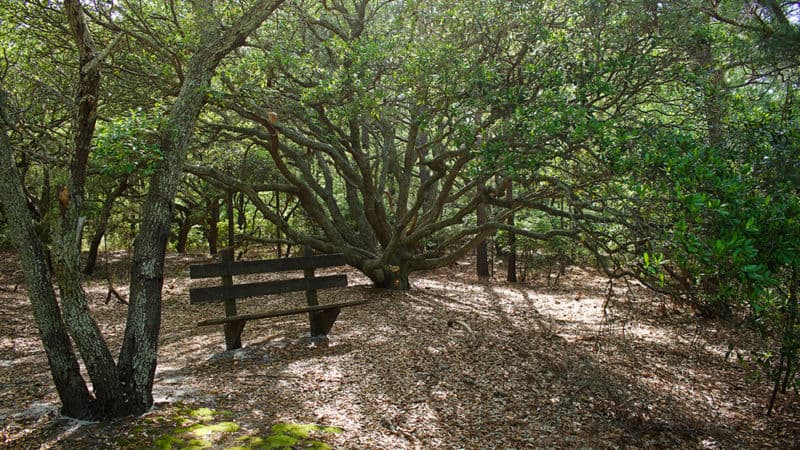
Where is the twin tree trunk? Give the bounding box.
[0,104,93,418]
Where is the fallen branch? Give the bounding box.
[105,285,127,305]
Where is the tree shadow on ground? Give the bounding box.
[3,258,800,448]
[336,284,747,448]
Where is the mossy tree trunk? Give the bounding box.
[0,90,94,419]
[117,0,286,414]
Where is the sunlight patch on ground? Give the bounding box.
[0,355,43,368]
[0,253,792,448]
[413,278,490,295]
[488,285,526,302]
[620,323,676,344]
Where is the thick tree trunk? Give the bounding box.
[175,216,192,253]
[0,96,93,419]
[51,240,127,416]
[119,63,216,410]
[371,260,411,290]
[117,0,286,413]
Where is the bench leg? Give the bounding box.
[309,307,341,337]
[224,320,246,350]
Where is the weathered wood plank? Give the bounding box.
[189,254,346,279]
[189,274,348,304]
[196,299,369,326]
[310,307,341,336]
[219,248,243,350]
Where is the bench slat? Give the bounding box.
[197,299,370,326]
[189,254,346,279]
[189,274,348,304]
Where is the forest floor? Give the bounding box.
[1,250,799,449]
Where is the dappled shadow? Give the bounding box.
[2,254,799,448]
[325,285,743,447]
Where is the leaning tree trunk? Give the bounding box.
[0,91,94,419]
[52,0,129,417]
[5,1,127,417]
[3,0,284,420]
[116,0,286,414]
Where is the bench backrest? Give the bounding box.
[188,252,348,304]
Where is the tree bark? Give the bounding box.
[117,0,286,413]
[371,253,412,290]
[0,91,94,419]
[52,0,127,417]
[175,216,192,253]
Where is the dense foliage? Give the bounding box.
[0,0,798,417]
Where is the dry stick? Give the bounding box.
[105,285,128,305]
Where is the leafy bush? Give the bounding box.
[630,108,800,413]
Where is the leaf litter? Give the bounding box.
[0,251,799,448]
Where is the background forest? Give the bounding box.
[0,0,799,444]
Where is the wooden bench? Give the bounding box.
[189,247,367,350]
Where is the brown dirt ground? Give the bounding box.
[1,250,799,449]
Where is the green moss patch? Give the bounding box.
[141,405,343,450]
